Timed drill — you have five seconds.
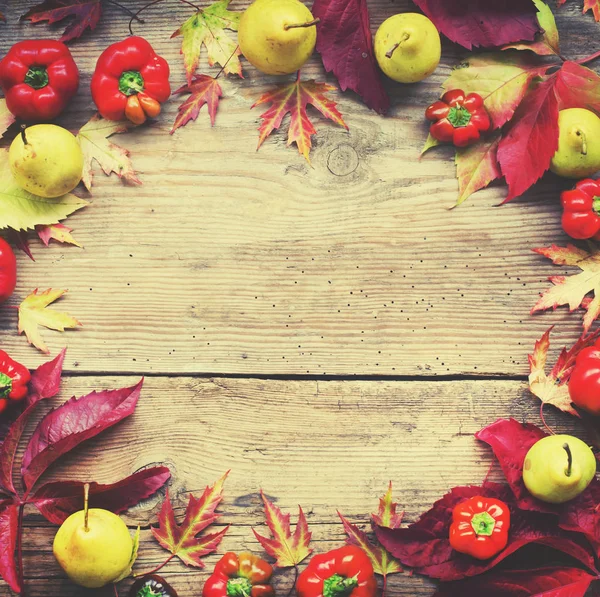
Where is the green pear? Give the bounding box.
[374,13,441,84]
[550,108,600,178]
[238,0,317,75]
[523,434,596,504]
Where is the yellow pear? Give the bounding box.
[523,434,596,504]
[9,124,83,198]
[374,13,441,83]
[53,507,133,588]
[238,0,317,75]
[550,108,600,178]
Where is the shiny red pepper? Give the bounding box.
[91,36,170,125]
[449,496,510,560]
[296,546,377,597]
[0,40,79,122]
[561,179,600,240]
[0,351,30,415]
[568,339,600,415]
[425,90,491,148]
[0,237,16,304]
[203,552,274,597]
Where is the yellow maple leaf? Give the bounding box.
[18,289,81,353]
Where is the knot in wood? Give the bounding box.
[327,143,359,176]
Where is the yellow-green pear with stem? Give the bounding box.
[238,0,318,75]
[550,108,600,178]
[53,484,134,588]
[523,434,596,504]
[374,13,441,83]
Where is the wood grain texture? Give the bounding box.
[0,375,585,597]
[0,2,598,375]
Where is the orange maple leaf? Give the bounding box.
[252,73,348,163]
[252,490,312,568]
[36,224,82,248]
[171,75,223,134]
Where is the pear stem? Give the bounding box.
[386,33,410,59]
[575,129,588,155]
[563,443,573,477]
[83,483,90,532]
[284,18,320,30]
[20,124,28,146]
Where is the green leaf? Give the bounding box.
[0,152,88,232]
[421,133,441,155]
[503,0,560,56]
[113,526,140,583]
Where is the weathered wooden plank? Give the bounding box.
[1,376,584,596]
[0,2,597,376]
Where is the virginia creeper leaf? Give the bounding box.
[171,75,223,134]
[253,74,348,163]
[504,0,561,55]
[18,289,81,354]
[36,224,82,248]
[77,115,141,192]
[372,482,404,529]
[412,0,540,50]
[553,61,600,113]
[151,472,229,568]
[0,503,19,593]
[312,0,390,114]
[20,0,102,42]
[9,229,34,262]
[532,243,600,332]
[252,490,312,568]
[338,511,402,578]
[497,76,559,201]
[172,0,242,82]
[21,379,144,490]
[32,466,171,524]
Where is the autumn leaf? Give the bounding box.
[253,490,312,568]
[171,75,223,134]
[531,243,600,331]
[0,503,19,593]
[560,0,600,20]
[113,526,140,583]
[36,224,82,248]
[372,482,404,529]
[455,133,502,206]
[20,0,102,42]
[0,99,15,137]
[172,0,242,82]
[553,61,600,113]
[77,115,141,192]
[9,230,35,262]
[421,134,441,155]
[152,472,229,568]
[253,74,348,163]
[504,0,561,56]
[18,289,81,354]
[312,0,390,114]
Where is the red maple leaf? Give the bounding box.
[558,0,600,21]
[21,0,102,42]
[171,75,223,134]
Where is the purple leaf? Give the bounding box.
[21,379,143,490]
[27,348,66,407]
[0,502,20,593]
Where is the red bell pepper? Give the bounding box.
[569,339,600,415]
[449,496,510,560]
[296,546,377,597]
[425,90,491,148]
[0,237,16,304]
[0,351,30,414]
[0,40,79,122]
[561,179,600,240]
[91,36,170,125]
[203,552,274,597]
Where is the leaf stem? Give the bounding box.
[133,553,175,578]
[103,0,145,22]
[17,502,25,597]
[382,573,388,597]
[215,44,240,80]
[539,402,555,436]
[128,0,165,35]
[179,0,202,10]
[575,49,600,65]
[285,566,299,597]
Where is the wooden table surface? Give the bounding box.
[1,1,599,596]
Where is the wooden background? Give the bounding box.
[0,0,599,595]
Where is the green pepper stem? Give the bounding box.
[470,511,496,536]
[24,65,49,90]
[0,372,12,398]
[119,71,145,96]
[563,443,573,477]
[226,577,253,597]
[323,574,359,597]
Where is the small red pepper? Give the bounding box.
[203,552,274,597]
[296,546,377,597]
[91,36,170,125]
[561,179,600,240]
[0,237,17,304]
[425,90,491,148]
[0,40,79,122]
[568,339,600,415]
[0,351,30,415]
[449,496,510,560]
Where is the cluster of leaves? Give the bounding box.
[374,418,600,595]
[0,349,170,594]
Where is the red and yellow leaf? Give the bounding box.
[253,73,348,163]
[171,75,223,134]
[252,491,312,568]
[151,472,229,568]
[36,224,82,248]
[372,482,404,530]
[584,0,600,20]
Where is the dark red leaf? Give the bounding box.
[21,379,143,490]
[312,0,389,114]
[497,76,559,201]
[433,567,596,597]
[0,502,20,593]
[412,0,540,50]
[0,350,66,496]
[375,483,597,581]
[32,466,171,524]
[20,0,102,42]
[8,230,34,262]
